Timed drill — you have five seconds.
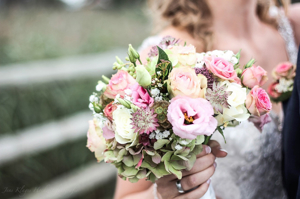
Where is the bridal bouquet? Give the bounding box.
[86,37,272,183]
[268,62,296,102]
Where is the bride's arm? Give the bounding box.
[114,178,154,199]
[289,3,300,46]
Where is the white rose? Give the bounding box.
[87,119,106,162]
[217,81,250,124]
[113,107,138,145]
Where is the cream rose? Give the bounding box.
[86,119,106,162]
[217,81,250,124]
[113,107,138,145]
[167,67,207,99]
[168,45,197,67]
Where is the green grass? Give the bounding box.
[0,6,149,65]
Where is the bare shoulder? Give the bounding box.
[288,3,300,45]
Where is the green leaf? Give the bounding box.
[157,46,170,64]
[137,170,147,179]
[117,148,126,162]
[162,151,173,162]
[150,163,170,178]
[152,152,162,164]
[122,156,134,167]
[196,135,205,145]
[185,153,196,171]
[145,150,155,156]
[154,139,170,150]
[170,161,186,170]
[168,164,182,179]
[192,145,203,156]
[133,154,142,166]
[128,177,139,183]
[121,166,139,177]
[217,126,227,143]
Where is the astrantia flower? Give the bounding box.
[148,36,180,57]
[195,67,214,89]
[206,82,232,113]
[131,107,159,134]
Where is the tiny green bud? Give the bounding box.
[93,103,103,113]
[129,44,140,59]
[117,98,131,109]
[102,75,110,84]
[125,56,130,61]
[112,65,118,70]
[244,58,255,69]
[235,68,242,76]
[115,56,124,65]
[128,49,136,63]
[130,104,139,112]
[132,74,137,78]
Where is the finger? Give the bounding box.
[208,140,228,158]
[182,153,215,177]
[196,145,211,158]
[174,179,211,199]
[180,164,215,191]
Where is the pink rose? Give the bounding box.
[167,67,207,99]
[242,65,268,88]
[267,82,281,99]
[104,70,136,99]
[103,102,117,121]
[130,83,154,108]
[204,56,239,83]
[248,113,271,132]
[273,62,296,79]
[86,120,106,162]
[167,96,217,139]
[246,86,272,116]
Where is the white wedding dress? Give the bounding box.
[138,7,298,199]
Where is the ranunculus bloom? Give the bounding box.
[168,45,197,67]
[86,120,106,162]
[204,56,239,83]
[113,107,138,145]
[242,65,268,88]
[246,86,272,116]
[167,67,207,99]
[215,81,250,125]
[167,96,217,139]
[272,62,296,79]
[103,102,117,121]
[130,83,154,108]
[248,113,271,132]
[104,70,136,99]
[267,82,281,99]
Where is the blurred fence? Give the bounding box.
[0,49,127,199]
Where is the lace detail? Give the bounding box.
[270,6,298,64]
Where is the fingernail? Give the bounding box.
[205,146,211,154]
[220,149,228,154]
[206,178,211,184]
[213,162,217,168]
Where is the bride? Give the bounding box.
[114,0,300,198]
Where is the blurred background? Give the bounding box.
[0,0,299,199]
[0,0,149,199]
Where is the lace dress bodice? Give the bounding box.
[139,6,298,199]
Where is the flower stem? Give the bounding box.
[204,135,212,145]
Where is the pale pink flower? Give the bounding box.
[103,102,117,121]
[86,120,106,162]
[130,83,154,108]
[204,56,240,83]
[273,62,296,79]
[167,96,217,139]
[242,65,268,88]
[104,70,136,99]
[248,113,271,132]
[246,86,272,116]
[267,82,281,99]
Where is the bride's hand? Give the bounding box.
[155,145,216,199]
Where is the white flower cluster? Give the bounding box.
[89,93,99,113]
[275,78,294,93]
[93,113,106,128]
[195,50,239,68]
[174,138,193,151]
[95,81,107,92]
[151,88,164,102]
[149,130,170,140]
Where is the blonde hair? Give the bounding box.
[148,0,290,51]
